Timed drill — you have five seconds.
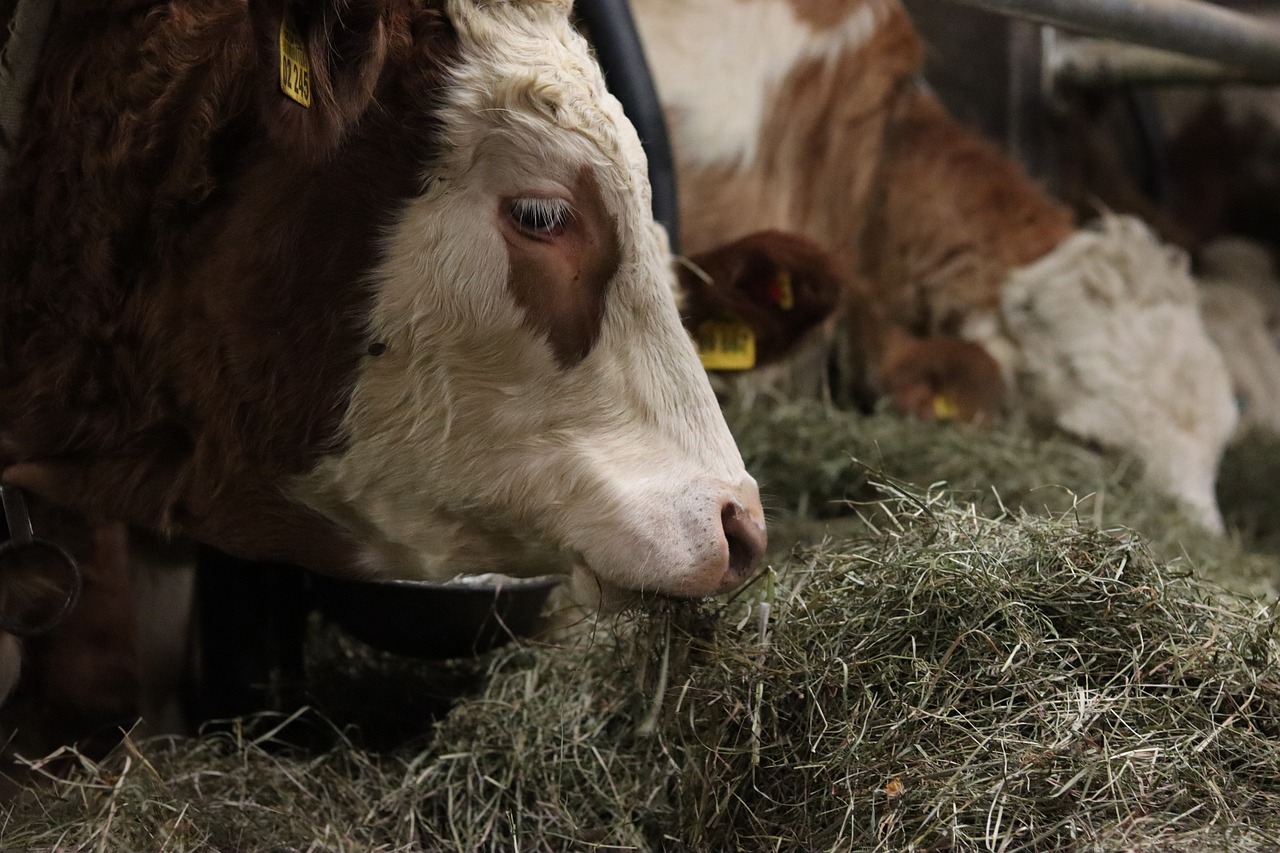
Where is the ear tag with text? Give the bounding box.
[767,269,795,311]
[697,320,757,371]
[279,12,313,107]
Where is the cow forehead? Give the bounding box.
[445,0,646,182]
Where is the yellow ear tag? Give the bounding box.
[770,269,795,311]
[697,320,757,371]
[279,12,313,107]
[933,393,959,421]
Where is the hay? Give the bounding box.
[1,713,440,851]
[6,403,1280,851]
[8,488,1279,852]
[408,488,1280,852]
[727,399,1280,598]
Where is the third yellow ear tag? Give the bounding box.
[933,393,959,421]
[279,12,313,107]
[697,320,756,371]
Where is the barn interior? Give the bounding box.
[5,0,1280,850]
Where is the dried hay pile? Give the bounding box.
[728,401,1280,599]
[410,490,1280,852]
[5,402,1280,852]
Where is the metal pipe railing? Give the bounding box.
[575,0,682,254]
[934,0,1280,79]
[1046,32,1280,87]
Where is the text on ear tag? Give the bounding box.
[697,320,757,371]
[279,12,313,107]
[768,269,795,311]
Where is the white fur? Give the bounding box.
[1199,236,1280,342]
[294,0,759,601]
[1196,238,1280,436]
[632,0,890,168]
[984,216,1238,531]
[1199,281,1280,436]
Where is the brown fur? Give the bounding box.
[676,230,843,368]
[1167,100,1280,257]
[877,329,1007,425]
[0,502,140,793]
[784,0,870,32]
[870,90,1075,335]
[671,2,1073,401]
[677,4,921,264]
[0,0,469,785]
[1055,94,1195,251]
[506,168,622,367]
[0,0,459,573]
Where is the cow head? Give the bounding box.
[0,0,764,605]
[876,330,1008,426]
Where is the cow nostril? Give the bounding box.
[721,500,766,580]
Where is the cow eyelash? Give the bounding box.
[508,197,572,238]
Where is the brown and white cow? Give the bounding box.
[0,0,771,695]
[632,0,1238,529]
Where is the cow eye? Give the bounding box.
[509,197,572,238]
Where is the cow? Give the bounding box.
[631,0,1238,529]
[0,0,773,760]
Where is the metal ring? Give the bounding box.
[0,536,82,638]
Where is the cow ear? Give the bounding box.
[676,231,844,369]
[254,0,391,159]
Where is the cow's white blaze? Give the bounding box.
[294,0,762,601]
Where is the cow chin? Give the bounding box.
[298,455,764,605]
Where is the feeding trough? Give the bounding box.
[311,573,561,660]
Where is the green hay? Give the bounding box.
[6,405,1280,851]
[1,715,434,852]
[728,399,1280,599]
[410,489,1280,852]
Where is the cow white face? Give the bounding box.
[294,0,765,604]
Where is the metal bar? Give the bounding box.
[933,0,1280,79]
[0,483,33,546]
[1047,32,1280,86]
[575,0,682,254]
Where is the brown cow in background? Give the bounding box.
[633,0,1237,529]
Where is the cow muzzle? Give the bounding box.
[713,496,767,593]
[575,474,766,603]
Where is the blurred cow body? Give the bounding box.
[633,0,1237,528]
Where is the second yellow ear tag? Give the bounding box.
[279,12,313,107]
[697,320,757,371]
[933,393,959,421]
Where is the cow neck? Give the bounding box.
[843,75,921,386]
[856,76,921,284]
